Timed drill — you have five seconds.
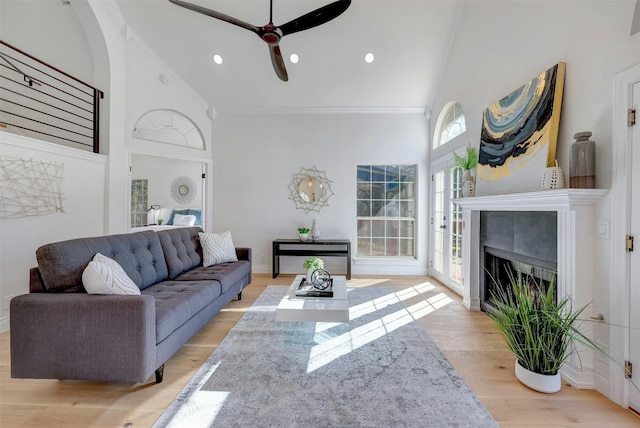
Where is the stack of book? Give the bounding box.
[294,278,333,298]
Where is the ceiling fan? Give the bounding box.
[168,0,352,81]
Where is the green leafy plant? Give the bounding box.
[298,227,310,234]
[453,144,478,171]
[157,218,164,225]
[487,269,607,376]
[303,257,324,270]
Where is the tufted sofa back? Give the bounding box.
[35,230,169,292]
[156,227,203,279]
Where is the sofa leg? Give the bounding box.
[155,364,164,383]
[237,291,242,301]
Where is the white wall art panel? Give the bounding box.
[0,156,64,219]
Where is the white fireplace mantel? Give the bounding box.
[454,189,609,211]
[454,188,609,388]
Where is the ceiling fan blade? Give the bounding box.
[168,0,260,34]
[279,0,351,36]
[269,45,288,82]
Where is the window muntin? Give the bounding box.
[356,165,416,257]
[433,102,466,149]
[449,167,463,283]
[130,179,148,227]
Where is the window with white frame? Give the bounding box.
[131,179,148,227]
[356,165,416,257]
[433,101,466,149]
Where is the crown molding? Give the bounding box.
[216,106,428,115]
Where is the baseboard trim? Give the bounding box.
[561,363,595,389]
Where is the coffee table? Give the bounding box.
[275,275,349,323]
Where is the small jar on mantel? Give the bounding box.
[570,131,596,188]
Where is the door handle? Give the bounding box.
[440,224,447,230]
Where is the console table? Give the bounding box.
[272,239,351,279]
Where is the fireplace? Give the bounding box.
[479,211,557,312]
[454,189,608,389]
[482,247,556,313]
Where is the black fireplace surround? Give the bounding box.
[480,211,557,312]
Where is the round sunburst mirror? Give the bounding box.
[288,166,334,213]
[171,176,197,205]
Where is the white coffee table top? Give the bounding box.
[275,275,349,323]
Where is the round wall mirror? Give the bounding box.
[171,176,197,204]
[289,166,333,213]
[298,176,325,203]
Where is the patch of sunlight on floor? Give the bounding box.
[164,390,229,428]
[160,361,229,428]
[307,284,454,373]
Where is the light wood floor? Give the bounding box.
[0,274,638,427]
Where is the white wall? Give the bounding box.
[212,112,429,275]
[0,134,107,331]
[430,0,640,401]
[0,0,94,84]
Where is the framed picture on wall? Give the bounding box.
[475,62,566,196]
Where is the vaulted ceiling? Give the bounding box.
[116,0,462,113]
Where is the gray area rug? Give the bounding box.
[154,286,498,428]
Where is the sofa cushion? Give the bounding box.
[199,231,238,267]
[82,253,141,295]
[36,230,169,293]
[157,227,203,279]
[174,260,251,293]
[141,280,222,343]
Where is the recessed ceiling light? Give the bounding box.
[213,54,223,65]
[365,53,375,64]
[290,53,299,64]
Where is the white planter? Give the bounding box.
[461,170,475,197]
[299,233,309,242]
[306,268,314,284]
[515,360,561,393]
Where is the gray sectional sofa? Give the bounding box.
[9,226,251,384]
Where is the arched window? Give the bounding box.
[132,109,205,149]
[433,101,466,149]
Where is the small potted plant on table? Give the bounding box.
[303,257,324,283]
[298,227,310,241]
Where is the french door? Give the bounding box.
[431,162,463,291]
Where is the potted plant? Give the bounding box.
[487,269,611,393]
[157,218,164,225]
[298,227,310,241]
[303,257,324,283]
[453,144,478,197]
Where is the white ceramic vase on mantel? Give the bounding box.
[514,360,561,393]
[461,170,475,197]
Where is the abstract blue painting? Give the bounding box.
[476,63,566,195]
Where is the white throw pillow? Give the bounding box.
[82,253,141,295]
[199,231,238,267]
[173,214,197,226]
